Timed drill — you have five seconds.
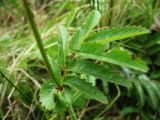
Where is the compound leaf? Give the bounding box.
[68,60,132,87]
[64,76,108,104]
[87,26,150,43]
[79,44,148,72]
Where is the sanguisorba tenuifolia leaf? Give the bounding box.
[57,25,69,68]
[132,80,145,107]
[139,79,158,110]
[86,26,150,43]
[79,42,106,55]
[40,80,56,110]
[120,106,138,117]
[70,10,101,50]
[79,43,149,72]
[150,81,160,97]
[68,60,132,87]
[48,56,61,82]
[64,76,108,104]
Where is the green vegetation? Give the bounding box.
[0,0,160,120]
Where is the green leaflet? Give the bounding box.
[140,111,154,120]
[147,45,160,55]
[64,76,108,104]
[57,25,69,68]
[70,10,101,50]
[70,29,85,50]
[40,81,73,111]
[68,60,132,87]
[83,10,101,32]
[132,80,145,107]
[79,44,148,72]
[39,80,56,110]
[57,44,65,67]
[150,81,160,97]
[120,106,138,117]
[79,42,106,54]
[86,26,150,43]
[139,79,158,110]
[145,32,160,48]
[48,56,61,83]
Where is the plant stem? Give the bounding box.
[94,84,121,119]
[69,104,77,120]
[22,0,60,86]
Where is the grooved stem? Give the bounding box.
[22,0,60,86]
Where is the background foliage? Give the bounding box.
[0,0,160,120]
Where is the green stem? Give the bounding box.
[69,104,77,120]
[94,84,121,119]
[22,0,60,86]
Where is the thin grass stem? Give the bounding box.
[0,70,30,102]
